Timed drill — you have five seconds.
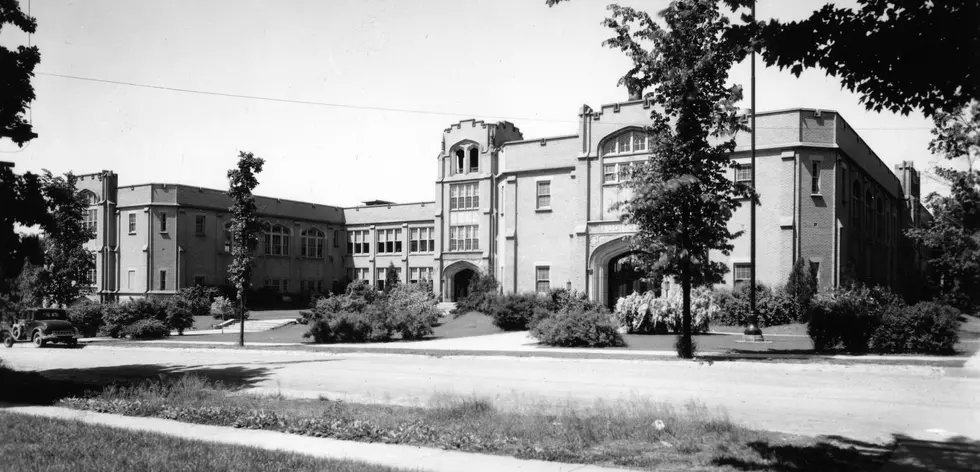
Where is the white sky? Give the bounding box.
[0,0,946,206]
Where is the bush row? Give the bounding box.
[301,281,441,343]
[68,286,220,339]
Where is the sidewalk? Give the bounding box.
[2,405,637,472]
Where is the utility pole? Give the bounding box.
[744,0,764,342]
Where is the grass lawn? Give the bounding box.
[619,333,814,354]
[0,412,413,472]
[188,309,305,332]
[430,311,502,339]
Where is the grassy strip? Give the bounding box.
[32,371,891,471]
[0,411,415,472]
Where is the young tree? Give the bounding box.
[384,261,400,293]
[227,151,265,346]
[785,256,818,320]
[607,1,753,358]
[0,0,41,146]
[37,171,96,307]
[907,102,980,313]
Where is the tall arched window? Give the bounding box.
[264,224,291,256]
[468,147,479,173]
[851,181,862,226]
[301,228,324,258]
[876,197,884,240]
[223,222,234,253]
[454,149,465,175]
[865,190,873,235]
[80,191,98,236]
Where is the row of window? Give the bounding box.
[732,162,824,194]
[347,267,434,289]
[732,261,821,291]
[603,162,638,185]
[348,227,440,255]
[448,225,479,252]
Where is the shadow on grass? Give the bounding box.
[714,434,980,472]
[0,363,271,406]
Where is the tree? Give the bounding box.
[785,256,818,320]
[0,169,48,283]
[0,0,41,146]
[732,0,979,117]
[906,102,980,313]
[606,1,753,358]
[384,262,400,293]
[36,171,96,307]
[227,151,265,346]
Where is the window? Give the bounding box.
[264,224,291,256]
[195,215,206,236]
[865,190,873,234]
[351,268,370,284]
[602,162,636,184]
[536,181,551,210]
[301,228,325,258]
[86,268,97,286]
[852,182,862,226]
[449,183,479,210]
[83,209,98,236]
[347,230,370,255]
[410,227,434,253]
[449,225,479,251]
[128,213,137,234]
[735,165,752,184]
[409,267,434,284]
[264,279,282,292]
[282,279,289,292]
[158,213,167,233]
[193,275,206,286]
[333,230,339,248]
[376,228,403,254]
[376,267,386,290]
[733,263,751,290]
[454,149,465,175]
[159,270,167,291]
[469,148,479,172]
[127,269,135,290]
[602,130,651,156]
[876,196,884,240]
[811,161,821,194]
[223,223,234,253]
[535,266,550,293]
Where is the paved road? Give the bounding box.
[3,344,979,443]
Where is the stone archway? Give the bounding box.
[443,261,482,302]
[607,252,651,309]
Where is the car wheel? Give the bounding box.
[32,332,45,348]
[2,333,13,348]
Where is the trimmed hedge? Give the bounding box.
[531,310,625,348]
[869,302,960,354]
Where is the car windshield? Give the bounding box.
[34,310,68,321]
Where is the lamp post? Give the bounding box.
[743,0,764,342]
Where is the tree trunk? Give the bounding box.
[681,258,693,359]
[238,289,246,347]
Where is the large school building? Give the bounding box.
[78,98,930,307]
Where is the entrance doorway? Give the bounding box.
[452,268,476,301]
[607,252,650,309]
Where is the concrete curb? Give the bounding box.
[1,405,637,472]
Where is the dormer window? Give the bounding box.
[468,148,479,173]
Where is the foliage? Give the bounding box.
[120,319,170,340]
[734,0,979,116]
[604,1,753,358]
[713,283,798,327]
[174,286,219,317]
[545,288,605,314]
[0,169,46,285]
[383,261,400,293]
[302,281,439,343]
[226,151,265,345]
[385,283,441,340]
[451,273,499,316]
[0,0,40,146]
[98,299,169,338]
[806,286,888,352]
[67,302,105,337]
[209,296,236,320]
[613,286,715,334]
[785,257,818,320]
[907,102,980,314]
[33,172,96,307]
[488,293,549,331]
[531,310,626,347]
[869,302,960,355]
[12,260,44,308]
[163,296,195,336]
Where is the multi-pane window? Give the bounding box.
[733,263,751,290]
[410,227,434,253]
[193,275,206,286]
[602,131,650,156]
[159,270,167,291]
[603,162,636,184]
[83,209,98,236]
[195,215,206,236]
[535,266,550,293]
[376,268,387,290]
[86,268,97,286]
[223,223,234,253]
[158,213,167,233]
[376,228,403,254]
[301,228,325,258]
[347,230,370,255]
[350,267,370,284]
[264,279,283,292]
[409,267,434,284]
[264,224,291,256]
[536,181,551,209]
[449,225,479,251]
[811,161,821,194]
[449,182,479,210]
[735,165,752,184]
[128,213,137,234]
[333,230,339,248]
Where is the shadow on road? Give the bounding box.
[713,434,980,471]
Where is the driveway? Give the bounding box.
[2,344,978,444]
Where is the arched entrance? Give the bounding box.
[453,269,476,301]
[607,252,650,309]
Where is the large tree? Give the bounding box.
[0,169,47,283]
[0,0,41,146]
[36,171,96,307]
[607,1,753,358]
[227,151,265,346]
[906,102,980,312]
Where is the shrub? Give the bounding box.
[785,257,818,320]
[489,293,548,331]
[120,319,170,340]
[302,281,440,343]
[546,288,605,314]
[869,302,960,354]
[713,283,797,327]
[164,297,195,335]
[210,296,236,320]
[806,286,884,352]
[613,286,714,334]
[531,310,626,347]
[305,311,376,343]
[174,286,219,317]
[385,283,441,340]
[67,302,105,337]
[98,299,168,338]
[451,274,499,316]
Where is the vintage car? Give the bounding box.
[4,308,81,348]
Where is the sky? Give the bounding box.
[0,0,947,206]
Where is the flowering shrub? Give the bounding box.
[613,286,715,334]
